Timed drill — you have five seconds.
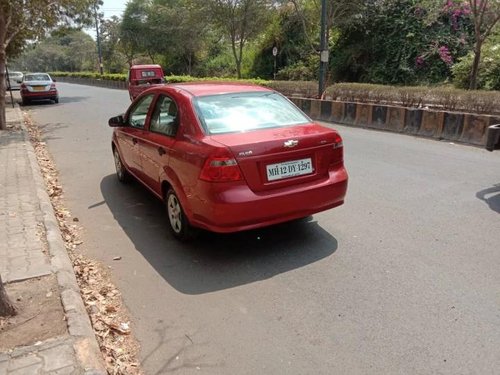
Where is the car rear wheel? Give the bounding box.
[113,148,130,183]
[22,98,29,106]
[54,97,59,104]
[165,189,195,240]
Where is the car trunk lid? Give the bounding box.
[209,123,343,192]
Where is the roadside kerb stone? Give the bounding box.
[12,104,107,375]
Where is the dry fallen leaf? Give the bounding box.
[24,113,143,375]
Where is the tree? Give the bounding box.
[100,16,127,73]
[208,0,272,78]
[467,0,500,89]
[13,28,97,72]
[0,275,16,317]
[119,0,153,66]
[452,26,500,89]
[141,0,209,75]
[0,0,99,130]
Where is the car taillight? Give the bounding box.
[333,133,343,149]
[329,133,343,166]
[20,83,26,89]
[199,149,242,182]
[50,84,56,89]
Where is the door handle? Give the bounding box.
[158,147,166,156]
[132,138,138,145]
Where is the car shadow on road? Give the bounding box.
[18,96,89,106]
[99,174,339,295]
[476,184,500,214]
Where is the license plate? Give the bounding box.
[33,86,45,91]
[266,158,313,181]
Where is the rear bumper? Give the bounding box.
[188,166,348,233]
[21,90,58,100]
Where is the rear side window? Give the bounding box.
[150,95,178,136]
[194,92,309,134]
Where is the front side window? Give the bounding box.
[128,94,154,129]
[194,92,310,134]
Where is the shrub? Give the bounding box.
[49,72,500,115]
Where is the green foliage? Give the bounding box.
[251,3,319,80]
[452,28,500,90]
[207,0,273,78]
[331,0,474,85]
[50,71,125,80]
[9,0,500,93]
[100,16,128,73]
[11,28,97,72]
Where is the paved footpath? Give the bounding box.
[0,102,106,375]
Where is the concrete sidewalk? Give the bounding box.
[0,102,105,374]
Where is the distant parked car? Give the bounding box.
[127,64,165,101]
[20,73,59,105]
[109,83,348,240]
[486,124,500,152]
[6,71,23,90]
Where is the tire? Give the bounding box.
[54,97,59,104]
[165,189,195,240]
[113,147,130,183]
[22,98,29,106]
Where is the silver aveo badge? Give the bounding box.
[284,139,299,148]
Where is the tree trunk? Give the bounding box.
[0,48,7,131]
[0,274,16,317]
[469,42,482,90]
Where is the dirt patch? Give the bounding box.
[0,275,66,351]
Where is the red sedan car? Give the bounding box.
[109,83,348,240]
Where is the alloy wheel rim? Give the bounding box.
[167,194,182,233]
[114,151,123,178]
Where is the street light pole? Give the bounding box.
[272,46,278,80]
[94,2,104,75]
[318,0,328,98]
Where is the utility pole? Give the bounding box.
[318,0,328,98]
[94,2,104,75]
[5,65,14,108]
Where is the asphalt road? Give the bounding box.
[23,83,500,375]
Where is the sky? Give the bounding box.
[85,0,127,39]
[100,0,127,20]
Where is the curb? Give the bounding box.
[14,105,107,374]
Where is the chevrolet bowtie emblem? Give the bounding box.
[284,140,299,148]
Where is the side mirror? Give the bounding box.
[16,80,22,84]
[108,115,126,127]
[52,79,56,82]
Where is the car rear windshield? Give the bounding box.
[24,74,50,81]
[194,92,310,134]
